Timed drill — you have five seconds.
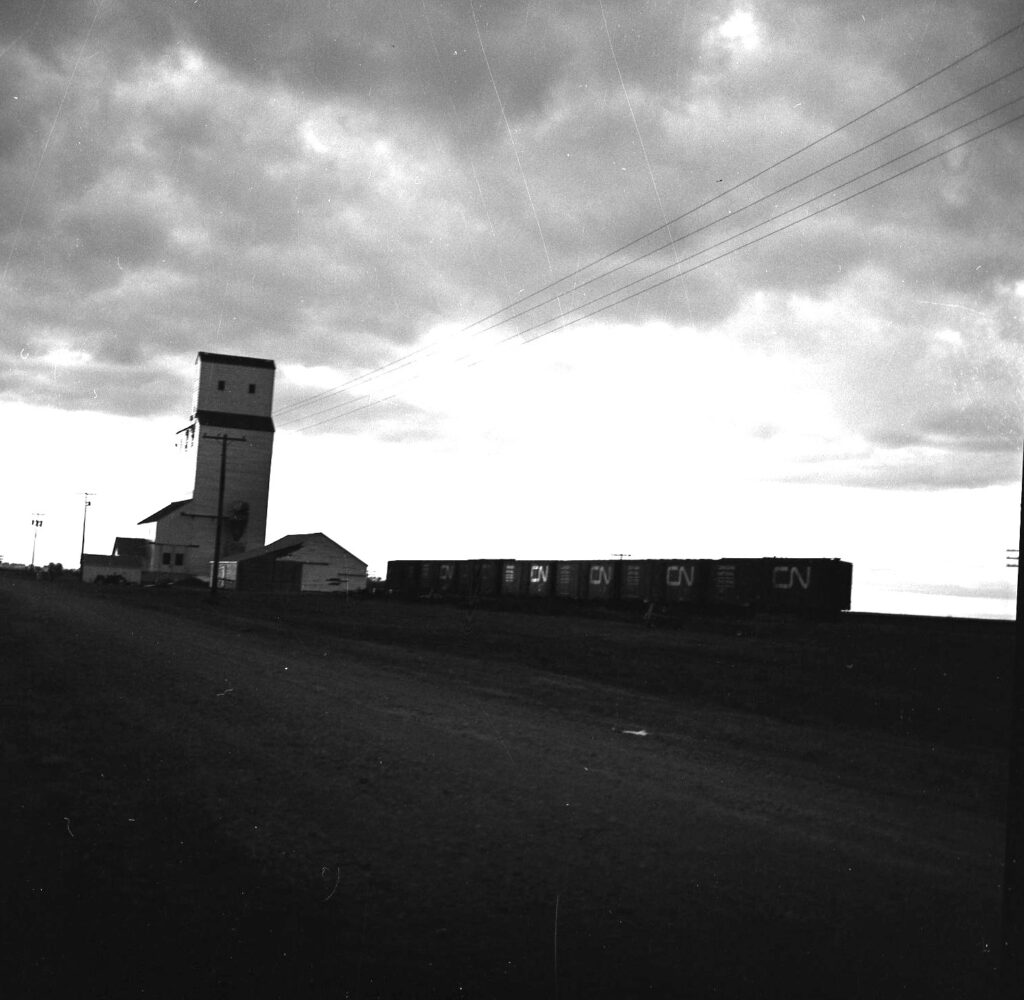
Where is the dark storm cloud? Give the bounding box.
[166,0,709,126]
[1,0,1021,474]
[0,345,188,417]
[60,204,169,287]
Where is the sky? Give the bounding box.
[2,0,1023,618]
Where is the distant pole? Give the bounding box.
[29,514,44,569]
[204,433,245,600]
[1002,448,1024,996]
[79,493,93,576]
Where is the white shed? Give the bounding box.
[81,554,143,585]
[221,532,368,593]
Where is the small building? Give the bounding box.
[81,554,143,585]
[216,533,368,593]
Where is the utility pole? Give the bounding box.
[79,493,94,577]
[29,514,44,569]
[612,554,631,602]
[1002,450,1024,997]
[204,433,246,600]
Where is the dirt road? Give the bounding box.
[1,576,1005,998]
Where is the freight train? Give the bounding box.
[386,557,853,616]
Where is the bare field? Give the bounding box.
[1,574,1011,998]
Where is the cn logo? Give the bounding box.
[666,564,696,588]
[590,565,612,586]
[530,565,549,584]
[772,565,811,590]
[440,564,454,581]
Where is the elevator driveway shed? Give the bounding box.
[217,532,367,593]
[81,554,143,585]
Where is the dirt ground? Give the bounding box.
[1,574,1011,998]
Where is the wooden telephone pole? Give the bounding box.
[79,493,94,577]
[1002,451,1024,996]
[29,514,44,569]
[204,433,246,599]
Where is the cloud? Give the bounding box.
[778,295,1020,486]
[778,447,1019,491]
[0,0,1021,492]
[901,579,1015,599]
[712,10,761,55]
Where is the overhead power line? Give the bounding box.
[455,17,1024,337]
[512,106,1024,349]
[275,18,1024,431]
[281,99,1024,430]
[278,59,1024,426]
[287,102,1024,433]
[451,73,1024,350]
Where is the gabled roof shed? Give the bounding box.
[221,532,368,593]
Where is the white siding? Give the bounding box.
[149,354,276,578]
[82,562,143,585]
[191,427,274,553]
[276,535,367,592]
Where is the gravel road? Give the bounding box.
[2,576,1004,998]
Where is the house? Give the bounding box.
[216,533,368,593]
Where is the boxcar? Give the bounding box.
[585,561,617,600]
[554,561,585,599]
[458,559,504,598]
[761,558,852,613]
[524,561,556,598]
[387,556,852,615]
[651,560,706,606]
[385,560,420,597]
[436,560,460,596]
[706,558,853,613]
[618,560,656,602]
[500,560,526,598]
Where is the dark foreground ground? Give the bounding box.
[1,574,1013,998]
